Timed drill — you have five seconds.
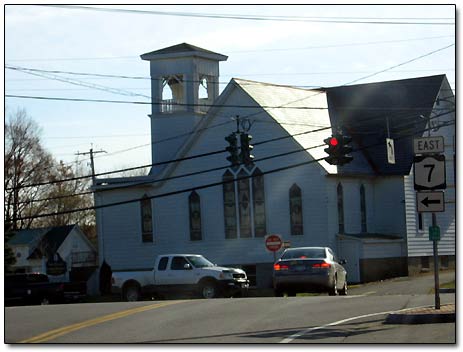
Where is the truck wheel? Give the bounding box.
[200,281,219,299]
[124,284,140,302]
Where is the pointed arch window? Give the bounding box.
[140,195,153,243]
[337,183,345,234]
[252,168,266,237]
[360,184,367,233]
[189,191,202,241]
[289,184,303,236]
[238,169,252,238]
[223,170,237,239]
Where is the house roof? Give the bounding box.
[325,74,445,175]
[8,225,77,259]
[141,43,228,61]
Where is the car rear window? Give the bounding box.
[281,248,325,259]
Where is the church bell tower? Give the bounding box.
[141,43,228,175]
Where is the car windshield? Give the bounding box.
[281,248,326,260]
[187,255,215,268]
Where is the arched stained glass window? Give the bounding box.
[140,194,153,242]
[360,184,367,233]
[252,168,266,237]
[289,184,303,236]
[189,191,202,241]
[238,169,252,238]
[337,183,345,234]
[223,170,237,239]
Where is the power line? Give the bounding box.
[35,5,455,25]
[10,109,453,193]
[14,117,455,221]
[5,35,455,62]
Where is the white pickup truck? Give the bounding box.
[111,254,249,301]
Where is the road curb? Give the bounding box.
[385,304,455,325]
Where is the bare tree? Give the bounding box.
[4,109,55,230]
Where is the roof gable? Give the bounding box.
[326,74,445,175]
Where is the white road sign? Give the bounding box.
[416,192,445,212]
[414,155,446,190]
[386,138,395,164]
[413,136,445,155]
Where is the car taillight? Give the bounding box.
[274,263,289,271]
[57,283,65,291]
[312,261,331,268]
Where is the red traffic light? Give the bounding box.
[329,137,339,146]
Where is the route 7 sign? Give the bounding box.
[417,192,445,212]
[414,155,446,190]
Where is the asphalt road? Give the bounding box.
[5,271,456,344]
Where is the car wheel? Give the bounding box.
[274,287,284,297]
[339,280,348,296]
[200,281,219,299]
[329,276,338,296]
[124,284,140,302]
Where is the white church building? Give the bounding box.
[94,43,455,287]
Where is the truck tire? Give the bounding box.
[123,283,140,302]
[199,280,219,299]
[40,297,50,305]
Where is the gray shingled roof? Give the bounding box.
[325,74,445,175]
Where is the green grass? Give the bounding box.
[440,280,455,289]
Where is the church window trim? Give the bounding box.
[289,183,303,236]
[189,191,202,241]
[360,184,367,233]
[140,194,153,243]
[337,183,345,234]
[222,166,266,239]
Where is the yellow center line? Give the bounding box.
[20,300,186,343]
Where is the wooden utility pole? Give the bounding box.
[75,148,106,185]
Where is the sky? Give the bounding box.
[4,2,456,176]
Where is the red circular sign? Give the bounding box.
[265,234,283,252]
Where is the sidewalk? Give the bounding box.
[385,303,455,324]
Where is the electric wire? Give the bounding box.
[14,117,456,221]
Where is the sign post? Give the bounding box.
[265,234,283,263]
[413,136,446,310]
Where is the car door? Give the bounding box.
[154,256,171,286]
[167,256,197,287]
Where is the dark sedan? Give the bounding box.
[273,247,347,296]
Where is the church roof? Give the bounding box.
[141,43,228,61]
[234,74,446,175]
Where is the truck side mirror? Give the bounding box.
[183,263,192,270]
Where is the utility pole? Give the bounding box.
[75,147,107,185]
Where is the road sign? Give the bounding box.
[414,155,446,190]
[414,136,445,155]
[417,192,445,212]
[429,225,441,241]
[265,234,283,252]
[386,138,395,164]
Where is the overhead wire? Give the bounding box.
[14,117,456,221]
[34,5,455,25]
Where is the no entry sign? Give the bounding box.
[265,234,283,252]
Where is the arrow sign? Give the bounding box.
[416,192,445,213]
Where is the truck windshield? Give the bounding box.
[186,256,215,268]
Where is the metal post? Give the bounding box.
[432,213,440,309]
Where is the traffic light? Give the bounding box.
[225,133,240,166]
[337,135,353,165]
[239,133,254,165]
[323,134,353,165]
